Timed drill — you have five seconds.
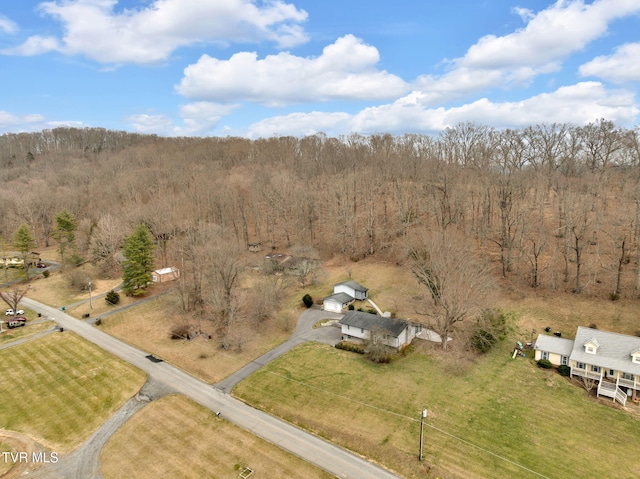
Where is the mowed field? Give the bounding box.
[100,394,334,479]
[0,332,146,452]
[233,339,640,479]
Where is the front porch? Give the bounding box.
[570,367,602,381]
[597,380,627,406]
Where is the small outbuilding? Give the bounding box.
[322,292,355,313]
[152,267,180,283]
[333,280,369,300]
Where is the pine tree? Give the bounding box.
[122,224,155,296]
[13,224,36,278]
[53,210,77,265]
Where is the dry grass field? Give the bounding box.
[234,339,640,479]
[97,291,290,383]
[0,332,146,452]
[99,394,334,479]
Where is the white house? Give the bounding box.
[534,326,640,406]
[152,267,180,283]
[339,311,420,350]
[322,293,354,313]
[333,281,369,301]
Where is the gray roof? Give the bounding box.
[339,311,407,337]
[323,292,354,304]
[570,327,640,375]
[335,280,368,292]
[534,334,574,357]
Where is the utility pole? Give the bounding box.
[88,281,93,309]
[419,408,427,461]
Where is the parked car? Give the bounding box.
[6,317,26,328]
[5,309,25,316]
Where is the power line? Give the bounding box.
[261,369,551,479]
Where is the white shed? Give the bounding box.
[322,292,354,313]
[152,267,180,283]
[333,281,369,300]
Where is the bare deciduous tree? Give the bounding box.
[410,234,494,350]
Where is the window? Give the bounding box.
[586,346,595,354]
[609,369,615,376]
[576,362,586,369]
[541,351,549,360]
[561,356,569,366]
[361,328,364,334]
[591,365,601,373]
[623,372,634,381]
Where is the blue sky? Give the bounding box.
[1,0,639,138]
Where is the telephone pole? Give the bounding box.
[419,408,427,461]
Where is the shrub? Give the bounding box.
[348,304,355,310]
[609,292,620,301]
[302,293,313,308]
[557,364,571,376]
[537,359,553,369]
[170,323,191,340]
[470,308,511,353]
[105,290,120,305]
[365,343,393,363]
[335,341,365,354]
[42,270,50,278]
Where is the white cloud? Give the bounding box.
[0,110,46,129]
[126,113,175,134]
[176,35,408,105]
[245,111,352,138]
[176,102,239,136]
[2,35,60,56]
[238,82,638,137]
[579,42,640,83]
[0,14,18,34]
[3,0,308,64]
[413,0,640,105]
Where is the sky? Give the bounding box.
[0,0,639,138]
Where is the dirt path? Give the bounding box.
[0,429,48,479]
[26,377,175,479]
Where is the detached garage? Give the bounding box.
[334,281,369,300]
[322,292,354,313]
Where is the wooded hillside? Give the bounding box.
[2,121,640,300]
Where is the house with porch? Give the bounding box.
[534,326,640,406]
[339,311,421,350]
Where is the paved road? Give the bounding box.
[19,297,401,479]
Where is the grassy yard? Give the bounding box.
[100,394,334,479]
[0,441,11,476]
[233,340,640,479]
[98,291,290,384]
[0,332,146,452]
[0,320,53,344]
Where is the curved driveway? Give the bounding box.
[20,297,401,479]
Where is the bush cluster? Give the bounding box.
[302,294,313,308]
[557,364,571,376]
[537,359,553,369]
[105,290,120,305]
[335,341,365,354]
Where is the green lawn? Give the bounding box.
[234,341,640,479]
[0,332,146,452]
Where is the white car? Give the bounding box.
[5,309,25,316]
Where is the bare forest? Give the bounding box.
[2,121,640,344]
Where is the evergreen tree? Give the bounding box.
[53,209,77,265]
[122,224,155,296]
[13,224,36,278]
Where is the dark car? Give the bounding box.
[6,317,26,329]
